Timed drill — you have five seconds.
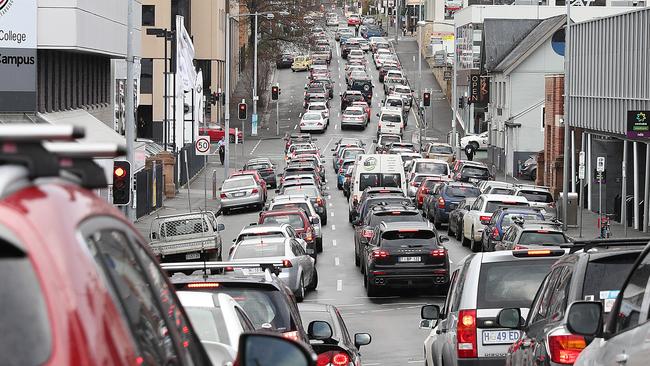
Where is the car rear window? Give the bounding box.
[462,166,490,177]
[501,213,543,228]
[184,306,229,344]
[359,173,402,191]
[211,286,293,331]
[369,211,424,226]
[223,177,255,190]
[582,253,641,312]
[380,230,437,248]
[232,241,285,259]
[246,163,271,170]
[518,190,554,204]
[485,201,529,213]
[273,203,311,215]
[446,186,480,198]
[416,162,448,175]
[381,136,401,145]
[477,259,556,309]
[491,187,514,195]
[429,145,453,154]
[283,186,319,197]
[343,150,363,160]
[517,231,567,246]
[381,114,401,123]
[261,214,306,228]
[0,242,51,365]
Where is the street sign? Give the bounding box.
[579,151,585,165]
[578,165,586,180]
[626,110,650,138]
[195,136,210,155]
[596,156,605,173]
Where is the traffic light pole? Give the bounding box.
[276,99,280,136]
[224,15,231,179]
[125,0,136,221]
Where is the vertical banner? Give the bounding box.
[0,0,37,112]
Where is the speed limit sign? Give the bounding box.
[195,136,211,155]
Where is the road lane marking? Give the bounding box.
[332,240,337,246]
[329,202,333,207]
[250,139,262,155]
[335,124,338,130]
[293,124,297,130]
[335,257,340,266]
[331,225,336,231]
[336,280,343,291]
[407,361,425,364]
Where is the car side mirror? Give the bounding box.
[311,217,320,225]
[236,333,315,366]
[565,301,603,337]
[354,333,371,348]
[421,305,440,320]
[308,320,333,340]
[217,223,225,231]
[376,113,380,117]
[438,235,449,243]
[496,308,522,329]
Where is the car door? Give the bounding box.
[464,197,482,236]
[426,269,459,366]
[291,239,313,282]
[580,252,650,366]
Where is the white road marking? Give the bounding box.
[293,124,297,130]
[250,139,262,155]
[335,257,340,266]
[329,202,333,207]
[336,280,343,291]
[331,225,336,231]
[335,124,338,130]
[332,239,337,246]
[364,363,381,366]
[407,361,425,364]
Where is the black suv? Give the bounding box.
[498,239,648,366]
[354,204,425,268]
[349,77,373,103]
[362,222,450,296]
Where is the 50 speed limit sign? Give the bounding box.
[195,136,211,155]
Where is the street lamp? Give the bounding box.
[146,28,175,151]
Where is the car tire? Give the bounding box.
[355,248,360,266]
[295,277,305,302]
[307,270,318,291]
[222,208,229,216]
[322,215,328,226]
[461,229,470,247]
[348,211,353,223]
[447,223,454,237]
[337,182,342,190]
[530,168,537,180]
[317,237,323,253]
[433,215,442,230]
[470,228,480,252]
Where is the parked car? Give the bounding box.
[447,198,477,241]
[498,239,647,366]
[200,124,243,143]
[420,248,567,366]
[276,53,295,69]
[425,182,481,229]
[220,175,265,214]
[520,154,538,180]
[480,207,545,252]
[460,131,488,150]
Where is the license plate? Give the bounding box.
[482,330,520,345]
[399,256,421,262]
[242,267,263,274]
[185,252,200,260]
[234,192,246,197]
[469,178,479,183]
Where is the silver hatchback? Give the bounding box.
[230,237,317,302]
[220,176,264,214]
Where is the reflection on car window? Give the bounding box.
[615,253,650,333]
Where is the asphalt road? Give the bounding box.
[216,29,474,365]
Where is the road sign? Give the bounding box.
[579,151,585,165]
[195,136,210,155]
[596,156,605,173]
[578,165,586,180]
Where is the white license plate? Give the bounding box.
[399,256,421,262]
[469,178,479,183]
[234,192,246,197]
[242,267,263,274]
[185,252,201,260]
[482,330,520,345]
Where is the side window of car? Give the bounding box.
[451,259,472,312]
[85,229,181,364]
[547,266,572,321]
[335,309,353,346]
[235,307,256,332]
[472,198,483,211]
[442,270,459,315]
[529,269,560,324]
[490,213,499,225]
[614,252,650,333]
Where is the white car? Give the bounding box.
[300,112,327,133]
[306,101,330,122]
[177,292,255,366]
[462,194,530,251]
[406,158,450,182]
[390,84,413,110]
[460,131,489,150]
[385,70,404,79]
[377,107,404,136]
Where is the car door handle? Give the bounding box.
[615,353,628,364]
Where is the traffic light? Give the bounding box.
[238,101,247,120]
[271,85,280,100]
[458,97,466,109]
[423,91,431,107]
[112,161,131,205]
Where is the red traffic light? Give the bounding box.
[239,104,246,110]
[114,167,126,178]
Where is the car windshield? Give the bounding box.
[416,162,448,175]
[582,253,641,313]
[381,230,437,248]
[517,231,567,246]
[215,287,293,331]
[485,201,529,213]
[233,241,286,259]
[381,114,401,123]
[518,190,554,204]
[501,213,543,228]
[161,218,208,237]
[445,186,480,198]
[477,259,557,309]
[429,145,453,154]
[359,173,402,191]
[223,177,255,190]
[184,306,229,344]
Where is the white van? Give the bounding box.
[376,107,404,137]
[348,154,407,214]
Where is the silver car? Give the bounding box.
[230,237,317,302]
[268,194,323,251]
[220,176,264,214]
[231,223,310,258]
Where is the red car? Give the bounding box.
[229,170,268,200]
[259,209,317,254]
[0,125,210,365]
[347,14,361,25]
[199,124,243,143]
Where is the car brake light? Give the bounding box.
[457,309,477,358]
[512,249,564,257]
[430,249,446,257]
[548,334,586,364]
[491,227,500,239]
[282,331,300,341]
[480,215,492,224]
[438,197,446,209]
[282,259,293,268]
[317,351,351,366]
[514,245,529,250]
[186,282,220,289]
[537,229,549,233]
[251,188,259,194]
[220,193,226,199]
[372,249,390,258]
[362,229,374,238]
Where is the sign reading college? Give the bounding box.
[0,0,37,112]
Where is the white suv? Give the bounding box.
[461,194,529,252]
[420,249,566,366]
[376,107,404,137]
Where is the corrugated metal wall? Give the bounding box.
[568,8,650,135]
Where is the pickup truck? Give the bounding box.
[149,211,225,264]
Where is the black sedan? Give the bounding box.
[276,53,294,69]
[447,197,477,242]
[299,303,371,366]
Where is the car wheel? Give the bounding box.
[222,208,229,215]
[295,277,305,302]
[461,228,470,247]
[447,223,454,236]
[306,269,318,291]
[317,238,323,253]
[433,215,442,230]
[470,228,480,252]
[322,214,328,226]
[530,168,537,180]
[355,247,360,266]
[348,211,353,223]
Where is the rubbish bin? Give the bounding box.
[557,192,579,227]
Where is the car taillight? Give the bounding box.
[282,259,293,268]
[457,309,477,358]
[372,249,390,258]
[548,334,586,364]
[491,227,500,239]
[430,249,446,257]
[479,215,492,224]
[187,282,220,289]
[362,229,374,238]
[438,197,446,209]
[317,351,351,366]
[282,331,300,341]
[251,188,259,194]
[220,193,226,199]
[305,230,313,241]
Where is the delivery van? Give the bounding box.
[348,154,407,215]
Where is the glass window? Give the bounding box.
[446,186,480,198]
[485,201,529,213]
[548,267,572,322]
[184,306,228,344]
[518,190,554,203]
[142,5,155,26]
[262,214,305,228]
[380,230,437,248]
[215,287,292,330]
[501,213,542,229]
[140,58,153,94]
[614,253,650,333]
[517,231,567,246]
[222,177,256,190]
[582,253,640,314]
[233,241,286,259]
[528,273,553,324]
[416,162,449,175]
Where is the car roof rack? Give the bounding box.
[160,260,284,277]
[563,238,650,254]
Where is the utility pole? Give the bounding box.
[125,0,136,221]
[252,13,259,137]
[394,1,399,43]
[224,13,231,178]
[562,5,571,231]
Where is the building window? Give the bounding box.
[142,5,155,26]
[141,58,153,94]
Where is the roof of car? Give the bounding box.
[272,194,311,202]
[260,209,308,218]
[480,194,529,202]
[240,223,289,233]
[297,302,331,313]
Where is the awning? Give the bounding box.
[37,110,146,172]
